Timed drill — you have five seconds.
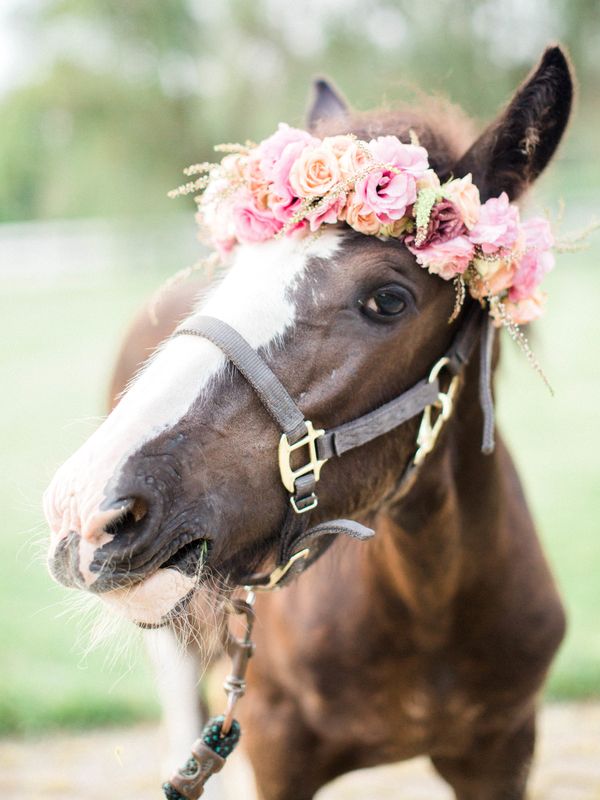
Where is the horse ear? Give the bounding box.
[307,78,349,129]
[453,45,574,201]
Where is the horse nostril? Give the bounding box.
[81,495,150,543]
[131,497,148,523]
[104,496,149,536]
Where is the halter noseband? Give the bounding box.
[173,303,493,590]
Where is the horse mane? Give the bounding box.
[311,95,477,181]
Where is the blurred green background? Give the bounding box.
[0,0,598,735]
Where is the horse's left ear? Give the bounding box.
[307,78,349,129]
[453,45,574,201]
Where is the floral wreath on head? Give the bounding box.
[170,123,593,383]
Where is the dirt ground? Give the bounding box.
[1,703,599,800]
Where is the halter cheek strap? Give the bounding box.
[173,303,493,589]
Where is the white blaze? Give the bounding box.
[44,230,341,622]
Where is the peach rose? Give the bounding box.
[417,169,441,192]
[338,141,370,180]
[243,154,273,211]
[322,135,355,159]
[469,257,516,299]
[443,173,480,229]
[342,191,382,235]
[221,153,247,183]
[289,143,341,198]
[491,290,547,327]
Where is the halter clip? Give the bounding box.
[278,420,328,495]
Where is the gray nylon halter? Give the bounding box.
[173,302,494,588]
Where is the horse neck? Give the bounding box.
[364,341,503,642]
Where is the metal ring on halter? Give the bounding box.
[414,356,461,466]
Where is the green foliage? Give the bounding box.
[0,270,164,734]
[0,0,599,733]
[1,0,600,222]
[0,236,599,733]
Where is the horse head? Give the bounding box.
[44,47,573,627]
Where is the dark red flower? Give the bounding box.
[405,200,467,249]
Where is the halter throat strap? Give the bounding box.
[173,303,492,588]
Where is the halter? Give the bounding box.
[164,303,494,800]
[173,301,494,591]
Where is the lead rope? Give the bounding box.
[163,592,256,800]
[162,304,493,798]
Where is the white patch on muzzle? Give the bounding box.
[44,229,341,622]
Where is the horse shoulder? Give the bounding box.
[108,277,208,409]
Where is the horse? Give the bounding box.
[44,45,573,800]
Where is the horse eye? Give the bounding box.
[360,286,411,322]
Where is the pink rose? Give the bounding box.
[509,217,554,301]
[232,190,283,243]
[408,234,475,280]
[469,192,520,254]
[443,174,481,229]
[306,194,347,232]
[509,250,554,301]
[258,125,319,223]
[355,168,417,224]
[353,137,429,224]
[369,136,429,177]
[342,192,382,235]
[269,140,316,222]
[257,123,317,182]
[522,215,554,251]
[289,143,341,198]
[196,207,235,259]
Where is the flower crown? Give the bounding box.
[172,123,557,328]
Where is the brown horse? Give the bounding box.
[45,46,573,799]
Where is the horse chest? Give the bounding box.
[251,601,489,763]
[303,648,486,754]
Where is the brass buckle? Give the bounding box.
[278,420,328,494]
[245,548,311,592]
[413,357,460,466]
[290,493,318,515]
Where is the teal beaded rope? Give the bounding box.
[162,715,241,800]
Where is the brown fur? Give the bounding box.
[100,47,571,799]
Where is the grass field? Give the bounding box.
[1,233,599,735]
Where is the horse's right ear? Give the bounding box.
[454,45,574,201]
[307,78,349,130]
